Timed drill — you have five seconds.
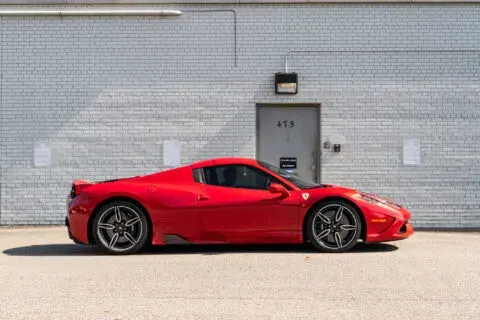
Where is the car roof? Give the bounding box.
[191,157,258,168]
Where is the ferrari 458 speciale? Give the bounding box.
[66,157,413,254]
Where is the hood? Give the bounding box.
[308,184,403,210]
[308,183,359,194]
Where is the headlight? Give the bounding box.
[357,193,382,204]
[355,192,402,209]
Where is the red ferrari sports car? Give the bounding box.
[66,157,413,254]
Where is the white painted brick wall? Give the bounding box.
[0,4,479,227]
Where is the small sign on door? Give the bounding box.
[279,157,297,169]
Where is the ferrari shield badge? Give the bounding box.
[302,193,310,200]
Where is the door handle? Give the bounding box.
[197,194,209,201]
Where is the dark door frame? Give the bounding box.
[255,103,322,183]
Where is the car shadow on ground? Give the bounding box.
[2,242,398,256]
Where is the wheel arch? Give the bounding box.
[302,196,367,242]
[87,196,153,245]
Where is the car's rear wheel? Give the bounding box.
[92,200,149,255]
[306,200,362,253]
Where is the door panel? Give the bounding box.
[258,106,319,182]
[197,185,300,243]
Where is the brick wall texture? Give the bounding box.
[0,4,478,227]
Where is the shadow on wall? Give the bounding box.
[2,242,398,257]
[1,81,256,168]
[0,80,258,224]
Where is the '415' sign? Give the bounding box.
[277,120,295,128]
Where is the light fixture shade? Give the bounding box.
[275,72,298,94]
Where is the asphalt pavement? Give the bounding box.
[0,227,479,320]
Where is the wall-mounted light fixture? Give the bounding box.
[275,72,297,95]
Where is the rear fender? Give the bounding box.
[87,195,153,245]
[71,180,93,197]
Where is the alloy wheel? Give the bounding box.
[96,205,144,253]
[312,204,359,250]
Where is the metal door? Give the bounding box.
[257,105,319,182]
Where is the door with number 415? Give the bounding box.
[258,105,319,182]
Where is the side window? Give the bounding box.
[235,166,270,189]
[192,168,205,183]
[203,166,223,186]
[203,165,278,190]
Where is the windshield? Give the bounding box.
[258,160,320,189]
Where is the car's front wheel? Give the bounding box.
[92,200,149,255]
[306,200,362,253]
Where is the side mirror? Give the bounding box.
[269,183,289,198]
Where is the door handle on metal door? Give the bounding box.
[197,194,209,201]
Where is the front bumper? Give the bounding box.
[392,221,414,241]
[365,204,414,243]
[366,218,414,243]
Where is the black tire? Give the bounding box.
[92,200,149,255]
[306,200,362,253]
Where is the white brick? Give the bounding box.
[0,4,479,228]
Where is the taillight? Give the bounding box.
[70,185,77,198]
[70,180,92,198]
